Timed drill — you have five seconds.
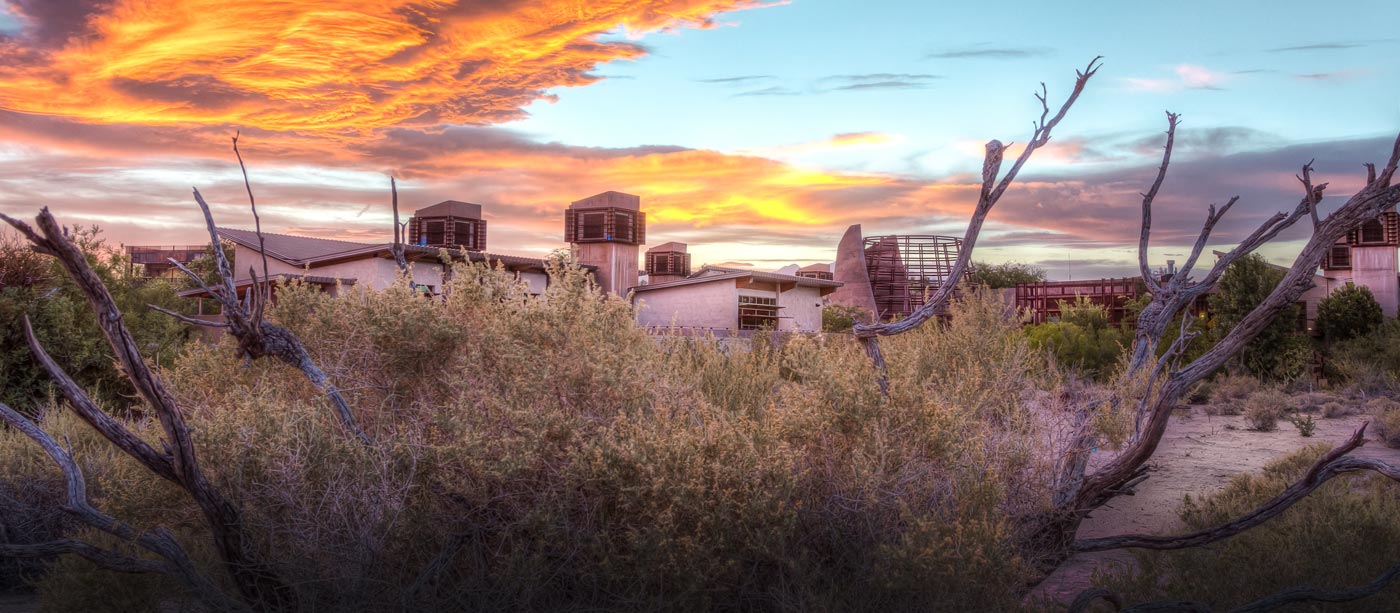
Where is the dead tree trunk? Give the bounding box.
[831,58,1400,606]
[852,57,1102,393]
[0,208,298,611]
[155,138,371,445]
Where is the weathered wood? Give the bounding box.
[853,57,1103,387]
[1074,425,1400,553]
[0,401,247,612]
[0,208,297,611]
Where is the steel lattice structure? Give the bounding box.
[863,235,961,319]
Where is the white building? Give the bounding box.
[631,265,841,335]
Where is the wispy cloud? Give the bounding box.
[817,73,942,92]
[697,75,776,84]
[924,45,1052,60]
[1123,64,1229,92]
[1295,69,1372,82]
[1266,40,1391,52]
[733,85,800,97]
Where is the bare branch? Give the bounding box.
[1071,555,1400,613]
[1296,159,1323,228]
[20,316,179,483]
[1230,558,1400,612]
[1138,111,1180,292]
[1075,426,1398,553]
[0,540,172,575]
[2,207,296,610]
[149,304,229,328]
[186,187,371,446]
[852,57,1102,377]
[233,133,270,326]
[0,402,246,611]
[389,176,418,291]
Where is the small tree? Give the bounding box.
[1025,297,1128,380]
[1316,282,1383,344]
[1210,253,1309,381]
[821,304,867,333]
[971,261,1046,288]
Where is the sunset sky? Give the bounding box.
[1,0,1398,278]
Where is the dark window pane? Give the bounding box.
[580,212,606,240]
[425,221,445,245]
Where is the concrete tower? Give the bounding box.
[645,242,690,285]
[407,200,487,251]
[565,191,645,295]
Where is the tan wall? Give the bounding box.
[1351,247,1399,317]
[573,242,639,296]
[520,271,548,295]
[777,285,826,332]
[633,280,738,330]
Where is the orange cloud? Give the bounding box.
[0,0,767,137]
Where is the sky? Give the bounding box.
[1,0,1398,279]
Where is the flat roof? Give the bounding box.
[632,265,842,293]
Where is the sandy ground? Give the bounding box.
[1032,408,1400,604]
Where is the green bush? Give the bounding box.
[1288,413,1316,437]
[0,227,195,414]
[821,303,868,333]
[1094,445,1400,610]
[971,261,1046,289]
[1316,283,1383,344]
[1024,297,1127,380]
[1330,319,1400,392]
[1210,254,1310,382]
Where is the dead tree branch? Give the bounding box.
[1070,126,1400,530]
[1071,554,1400,612]
[0,401,246,612]
[1074,425,1400,553]
[851,56,1102,389]
[170,189,370,445]
[0,208,297,611]
[1136,111,1180,294]
[390,176,414,286]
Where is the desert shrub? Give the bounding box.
[1321,401,1353,418]
[1366,397,1400,448]
[1330,319,1400,392]
[1024,297,1127,381]
[1290,391,1337,414]
[1315,282,1383,344]
[1242,389,1289,431]
[5,261,1049,611]
[1094,444,1400,610]
[821,304,869,333]
[1205,373,1260,415]
[1288,413,1317,437]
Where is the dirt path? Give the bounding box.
[1032,410,1400,604]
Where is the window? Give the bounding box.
[614,211,634,243]
[1327,244,1352,269]
[425,221,446,245]
[579,212,607,240]
[1360,218,1386,244]
[738,295,779,330]
[454,221,477,249]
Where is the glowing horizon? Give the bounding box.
[2,0,1398,278]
